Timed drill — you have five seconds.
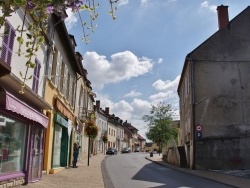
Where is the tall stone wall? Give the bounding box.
[195,137,250,170]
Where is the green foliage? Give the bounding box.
[101,131,108,143]
[84,120,98,139]
[143,101,178,145]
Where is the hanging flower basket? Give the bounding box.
[102,134,108,143]
[84,120,98,138]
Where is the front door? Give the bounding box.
[29,126,44,182]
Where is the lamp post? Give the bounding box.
[158,127,162,156]
[85,113,97,166]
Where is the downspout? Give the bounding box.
[190,58,196,170]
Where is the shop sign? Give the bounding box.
[54,113,68,128]
[6,92,48,127]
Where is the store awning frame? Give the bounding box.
[0,90,48,128]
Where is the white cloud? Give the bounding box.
[152,75,180,91]
[65,8,78,30]
[141,0,148,6]
[123,90,142,98]
[82,51,153,89]
[157,58,163,64]
[149,75,180,119]
[201,1,217,13]
[119,0,129,6]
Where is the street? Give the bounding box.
[104,153,234,188]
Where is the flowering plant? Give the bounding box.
[84,120,98,139]
[101,131,108,143]
[0,0,119,93]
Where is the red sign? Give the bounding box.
[196,125,202,131]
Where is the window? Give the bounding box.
[0,115,27,173]
[66,73,70,100]
[51,49,62,87]
[59,61,65,93]
[1,21,15,65]
[71,78,75,106]
[63,67,68,96]
[51,48,58,84]
[32,59,41,93]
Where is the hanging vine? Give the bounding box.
[0,0,119,93]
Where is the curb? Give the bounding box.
[145,156,249,188]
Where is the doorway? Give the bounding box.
[28,126,44,182]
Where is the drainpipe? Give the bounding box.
[190,58,196,170]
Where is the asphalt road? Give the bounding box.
[103,153,235,188]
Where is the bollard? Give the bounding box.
[150,152,153,157]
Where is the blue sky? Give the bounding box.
[65,0,250,141]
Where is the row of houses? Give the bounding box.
[0,8,145,187]
[93,100,146,155]
[175,5,250,170]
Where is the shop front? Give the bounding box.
[52,113,68,169]
[0,90,49,186]
[49,98,75,173]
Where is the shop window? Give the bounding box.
[52,124,62,167]
[0,115,27,174]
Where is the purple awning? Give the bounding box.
[1,91,48,128]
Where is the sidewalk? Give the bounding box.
[23,154,106,188]
[145,153,250,188]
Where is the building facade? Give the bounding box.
[178,6,250,170]
[0,8,51,185]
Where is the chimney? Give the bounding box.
[96,100,100,111]
[105,107,109,115]
[217,5,229,30]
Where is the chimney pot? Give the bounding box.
[105,107,109,115]
[96,100,100,111]
[217,5,229,30]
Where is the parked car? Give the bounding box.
[106,147,117,155]
[122,147,131,153]
[134,147,140,152]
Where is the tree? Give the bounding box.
[143,101,178,151]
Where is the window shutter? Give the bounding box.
[47,49,53,78]
[71,78,76,106]
[69,76,72,102]
[55,52,62,87]
[32,59,41,93]
[63,67,68,96]
[1,22,15,65]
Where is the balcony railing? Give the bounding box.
[79,107,94,121]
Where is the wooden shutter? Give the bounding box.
[32,59,41,93]
[63,67,68,96]
[55,52,62,87]
[47,48,53,79]
[1,22,15,65]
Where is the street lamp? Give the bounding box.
[158,127,162,156]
